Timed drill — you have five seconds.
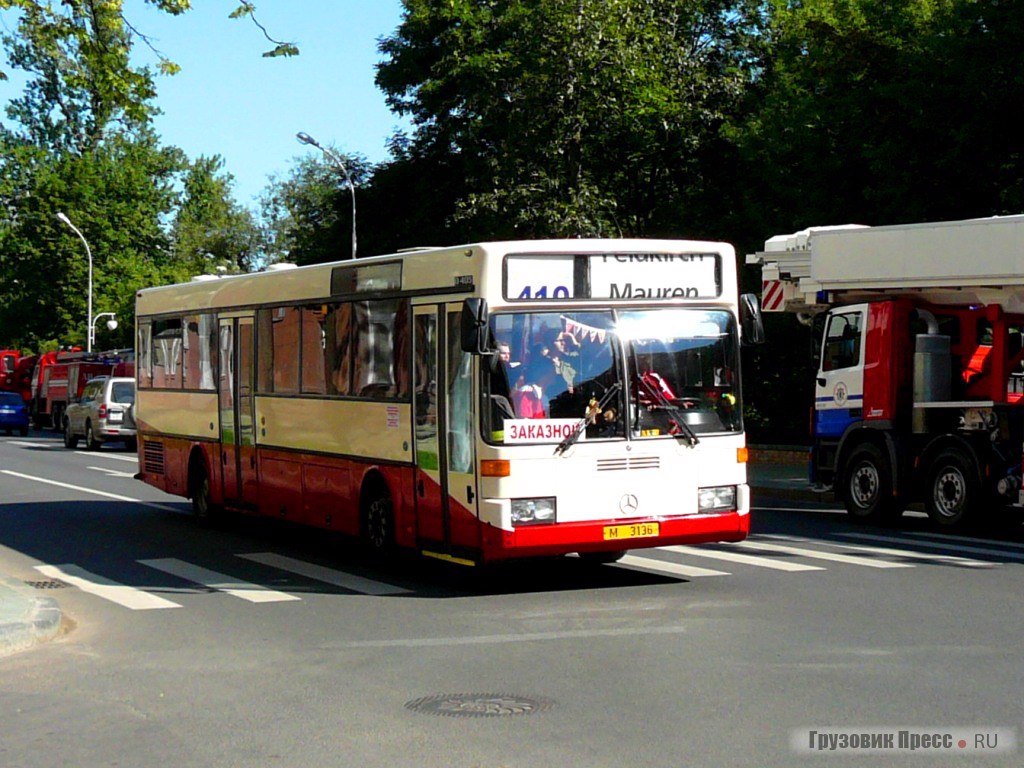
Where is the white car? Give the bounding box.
[63,376,137,451]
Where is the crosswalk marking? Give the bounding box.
[619,554,730,578]
[138,558,302,603]
[662,544,825,572]
[839,533,1023,563]
[902,530,1024,551]
[34,564,181,611]
[237,552,410,595]
[735,540,914,569]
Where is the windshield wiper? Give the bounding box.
[554,382,622,456]
[638,376,699,447]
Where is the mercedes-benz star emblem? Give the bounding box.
[619,494,639,514]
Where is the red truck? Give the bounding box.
[31,348,134,430]
[748,214,1024,529]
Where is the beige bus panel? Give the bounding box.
[138,238,740,318]
[256,397,412,463]
[138,391,219,440]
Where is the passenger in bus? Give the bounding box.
[541,331,580,393]
[512,359,549,419]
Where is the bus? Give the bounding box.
[134,239,764,565]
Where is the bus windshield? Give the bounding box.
[484,308,741,445]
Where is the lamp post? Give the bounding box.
[91,312,118,351]
[296,131,357,259]
[56,211,94,352]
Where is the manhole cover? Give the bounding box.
[25,580,68,590]
[405,693,554,718]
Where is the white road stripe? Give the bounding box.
[839,533,1024,562]
[138,558,301,603]
[76,451,138,463]
[87,466,136,478]
[662,545,824,572]
[618,554,729,578]
[34,564,181,611]
[6,441,56,449]
[1,469,180,512]
[821,537,993,568]
[736,540,914,569]
[237,552,410,596]
[902,530,1024,551]
[343,625,690,648]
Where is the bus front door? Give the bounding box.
[413,305,480,559]
[218,316,258,509]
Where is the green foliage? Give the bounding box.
[260,152,372,266]
[377,0,762,238]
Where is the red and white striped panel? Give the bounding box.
[762,279,787,311]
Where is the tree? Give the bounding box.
[0,130,187,350]
[737,0,1024,235]
[260,152,372,266]
[377,0,762,238]
[172,156,263,274]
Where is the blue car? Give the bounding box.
[0,391,29,436]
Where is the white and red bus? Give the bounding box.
[134,240,764,564]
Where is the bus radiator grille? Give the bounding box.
[142,440,166,475]
[596,456,660,472]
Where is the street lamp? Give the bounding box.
[296,131,357,259]
[91,312,118,351]
[56,211,95,352]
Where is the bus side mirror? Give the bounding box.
[740,293,766,345]
[460,298,493,355]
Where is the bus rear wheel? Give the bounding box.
[188,459,219,522]
[362,491,394,553]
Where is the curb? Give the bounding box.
[0,579,62,658]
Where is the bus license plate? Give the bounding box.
[603,522,659,541]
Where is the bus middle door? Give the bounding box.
[218,315,259,509]
[412,305,480,560]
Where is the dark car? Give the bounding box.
[0,391,30,436]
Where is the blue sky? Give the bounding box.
[134,1,410,206]
[2,1,410,208]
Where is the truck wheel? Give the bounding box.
[925,448,979,528]
[63,419,79,449]
[844,444,898,522]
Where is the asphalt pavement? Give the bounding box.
[0,449,815,658]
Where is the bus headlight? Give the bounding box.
[511,497,557,526]
[698,485,737,513]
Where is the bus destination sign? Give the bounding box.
[505,252,720,301]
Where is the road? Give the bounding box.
[1,433,1022,767]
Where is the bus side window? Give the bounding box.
[326,303,354,396]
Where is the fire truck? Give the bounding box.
[31,348,134,430]
[0,349,21,393]
[748,214,1024,527]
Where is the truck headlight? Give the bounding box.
[511,497,556,526]
[698,485,736,513]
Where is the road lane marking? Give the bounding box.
[1,469,180,512]
[618,554,729,578]
[138,558,301,603]
[661,545,824,572]
[34,564,181,610]
[341,625,690,648]
[735,540,914,569]
[87,466,137,478]
[76,451,138,463]
[902,530,1024,551]
[6,441,57,449]
[838,533,1024,562]
[237,552,410,596]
